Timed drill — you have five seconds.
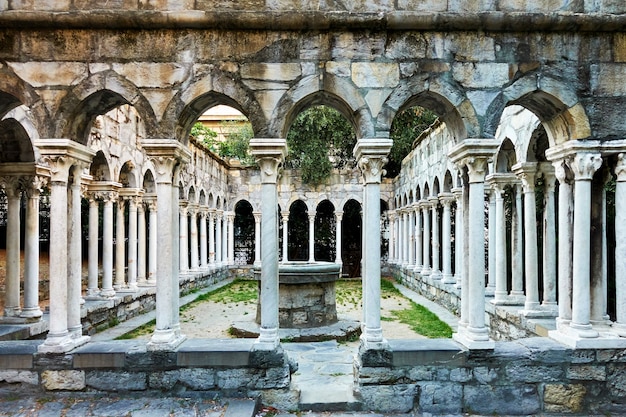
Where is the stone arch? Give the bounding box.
[422,183,430,200]
[231,197,256,212]
[442,170,454,192]
[208,192,215,209]
[271,73,373,139]
[379,74,478,141]
[432,176,441,197]
[314,199,336,262]
[415,185,422,201]
[167,71,266,144]
[487,73,591,146]
[0,115,36,163]
[0,69,48,136]
[90,151,113,182]
[2,105,41,160]
[141,167,156,194]
[233,199,255,265]
[54,71,156,144]
[495,138,517,173]
[188,186,197,205]
[118,161,139,188]
[342,198,363,277]
[198,190,206,206]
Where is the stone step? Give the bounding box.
[299,385,362,412]
[223,398,260,417]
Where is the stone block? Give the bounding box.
[179,368,217,390]
[607,364,626,398]
[417,381,462,414]
[6,62,87,88]
[0,370,38,385]
[240,63,301,81]
[352,62,399,88]
[505,361,564,382]
[385,33,428,60]
[591,63,626,96]
[359,384,417,413]
[177,339,251,367]
[473,366,499,384]
[388,339,466,367]
[41,370,85,391]
[463,385,540,415]
[449,367,472,382]
[452,62,511,89]
[567,364,607,381]
[357,366,407,384]
[86,370,147,391]
[543,383,586,413]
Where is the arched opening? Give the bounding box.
[342,199,362,278]
[288,200,308,261]
[234,200,254,265]
[314,200,335,262]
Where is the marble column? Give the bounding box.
[542,170,557,312]
[515,163,540,314]
[569,152,602,338]
[137,202,147,285]
[147,200,158,285]
[127,196,138,291]
[199,209,208,269]
[421,202,431,275]
[189,206,199,270]
[413,203,423,273]
[452,187,463,288]
[308,212,316,262]
[492,183,508,304]
[402,208,410,267]
[21,178,45,319]
[407,207,415,268]
[590,167,610,325]
[179,203,189,273]
[614,154,626,336]
[101,194,116,297]
[222,213,228,266]
[397,209,404,266]
[227,211,235,265]
[253,211,261,266]
[394,212,401,265]
[335,210,343,264]
[553,160,573,329]
[510,183,525,302]
[440,193,455,284]
[355,138,393,350]
[430,197,441,279]
[280,212,289,262]
[216,211,223,266]
[486,188,496,296]
[86,197,100,297]
[144,139,190,351]
[67,166,84,339]
[114,199,126,290]
[387,211,396,264]
[208,209,216,266]
[250,138,287,349]
[3,179,21,317]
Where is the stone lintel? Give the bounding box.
[142,139,192,163]
[0,163,49,179]
[353,138,393,161]
[447,139,499,165]
[249,138,287,159]
[388,339,467,367]
[34,138,96,165]
[177,339,254,367]
[545,138,626,162]
[0,340,41,369]
[485,172,518,187]
[118,188,145,198]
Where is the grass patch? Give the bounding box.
[390,301,453,338]
[115,318,155,340]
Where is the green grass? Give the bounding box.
[389,300,453,338]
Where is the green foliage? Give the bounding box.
[218,121,255,165]
[390,301,454,338]
[387,107,438,177]
[286,105,357,185]
[190,122,218,150]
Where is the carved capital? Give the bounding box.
[464,156,489,183]
[616,153,626,182]
[357,154,388,184]
[256,156,283,184]
[569,152,602,181]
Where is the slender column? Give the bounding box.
[492,183,508,303]
[308,212,316,262]
[452,187,463,288]
[21,178,44,319]
[144,140,190,351]
[222,213,228,266]
[430,197,441,278]
[421,202,431,275]
[179,203,189,273]
[614,154,626,336]
[335,210,343,264]
[250,138,287,349]
[542,170,557,311]
[413,203,422,272]
[389,211,397,264]
[3,180,21,317]
[402,209,409,267]
[486,188,496,295]
[510,183,524,301]
[189,206,199,270]
[397,209,405,265]
[208,209,216,266]
[355,138,393,349]
[147,200,158,285]
[137,202,147,285]
[590,168,609,324]
[553,160,573,329]
[227,211,235,265]
[101,194,116,297]
[253,211,261,266]
[394,212,401,264]
[216,210,223,266]
[86,197,100,296]
[199,210,208,269]
[114,199,126,290]
[569,152,602,338]
[67,166,84,339]
[440,193,454,283]
[281,212,289,262]
[127,196,138,291]
[407,207,415,268]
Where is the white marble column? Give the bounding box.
[452,187,463,288]
[440,193,455,284]
[430,197,441,279]
[127,196,138,291]
[510,183,525,302]
[308,212,316,262]
[569,152,602,338]
[147,200,158,285]
[553,160,573,329]
[486,188,496,296]
[421,202,431,275]
[144,139,190,351]
[281,212,289,262]
[137,202,147,285]
[542,169,557,312]
[3,179,21,317]
[250,138,287,349]
[394,212,401,265]
[413,203,422,273]
[397,209,405,266]
[253,211,261,266]
[407,207,415,268]
[335,210,343,264]
[227,211,235,265]
[222,213,228,266]
[101,194,116,297]
[208,209,216,266]
[216,210,223,266]
[492,183,508,304]
[355,138,393,350]
[21,178,44,319]
[67,166,84,339]
[387,211,396,264]
[114,199,126,290]
[189,206,199,270]
[179,203,189,273]
[590,168,609,325]
[402,208,410,267]
[87,197,100,296]
[614,154,626,336]
[199,209,208,269]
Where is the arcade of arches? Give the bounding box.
[3,3,626,413]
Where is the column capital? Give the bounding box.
[354,138,393,184]
[143,139,192,185]
[438,192,455,206]
[308,212,316,221]
[334,210,344,221]
[512,162,538,192]
[281,211,290,221]
[616,153,626,181]
[252,211,261,222]
[249,138,287,184]
[569,152,602,181]
[427,196,439,206]
[226,211,235,221]
[419,200,431,210]
[34,139,95,183]
[448,139,498,183]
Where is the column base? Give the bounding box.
[3,307,21,318]
[549,324,626,349]
[19,307,43,320]
[441,274,455,284]
[86,288,101,298]
[484,286,495,297]
[420,267,431,276]
[358,337,391,367]
[38,331,89,353]
[100,288,116,298]
[255,327,280,350]
[453,329,494,350]
[612,323,626,337]
[431,270,442,280]
[147,329,187,351]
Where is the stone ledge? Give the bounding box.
[388,339,467,367]
[0,340,41,369]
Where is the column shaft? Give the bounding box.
[137,203,147,284]
[87,199,100,296]
[22,184,43,319]
[114,201,126,290]
[101,198,115,297]
[127,198,138,290]
[4,186,21,316]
